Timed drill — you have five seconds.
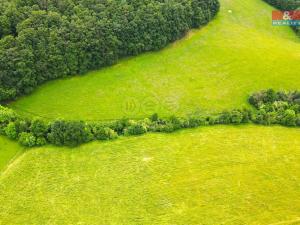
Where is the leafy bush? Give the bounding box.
[280,109,297,126]
[218,111,232,124]
[36,137,47,146]
[91,124,118,140]
[47,120,93,146]
[296,114,300,126]
[124,120,148,136]
[187,115,207,127]
[18,132,36,147]
[0,105,17,132]
[30,118,48,137]
[230,110,244,124]
[249,90,299,126]
[4,122,17,139]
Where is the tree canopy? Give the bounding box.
[0,0,220,102]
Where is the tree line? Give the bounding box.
[0,0,220,102]
[264,0,300,10]
[0,90,299,147]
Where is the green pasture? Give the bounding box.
[0,137,23,172]
[0,126,299,225]
[9,0,300,120]
[1,0,300,224]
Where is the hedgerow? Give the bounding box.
[0,89,298,148]
[0,0,220,102]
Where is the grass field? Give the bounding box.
[1,0,300,224]
[9,0,300,120]
[0,126,299,225]
[0,137,23,172]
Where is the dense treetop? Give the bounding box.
[263,0,300,10]
[0,0,219,102]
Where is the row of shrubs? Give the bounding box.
[0,90,299,147]
[0,106,251,147]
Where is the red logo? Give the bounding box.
[272,10,300,21]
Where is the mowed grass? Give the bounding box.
[0,137,23,172]
[0,126,299,225]
[9,0,300,120]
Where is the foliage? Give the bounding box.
[18,132,36,147]
[124,120,148,136]
[47,120,93,147]
[91,123,117,141]
[0,89,298,147]
[0,0,220,102]
[30,118,48,137]
[4,122,17,139]
[249,89,300,126]
[263,0,300,10]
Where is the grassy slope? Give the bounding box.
[9,0,300,120]
[0,126,299,225]
[0,137,23,172]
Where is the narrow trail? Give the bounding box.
[0,150,25,181]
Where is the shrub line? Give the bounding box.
[0,89,299,148]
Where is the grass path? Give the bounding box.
[0,136,23,173]
[9,0,300,120]
[0,126,299,225]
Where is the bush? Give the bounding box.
[111,119,129,135]
[47,120,93,146]
[218,111,232,124]
[249,89,277,108]
[14,119,30,134]
[0,106,17,132]
[18,132,36,147]
[168,116,185,130]
[280,109,297,126]
[296,114,300,126]
[30,118,48,137]
[207,116,217,125]
[124,120,148,136]
[249,90,300,126]
[36,137,47,146]
[150,113,159,122]
[158,123,176,133]
[4,122,18,140]
[187,115,206,127]
[91,124,118,140]
[230,110,243,124]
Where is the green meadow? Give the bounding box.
[0,0,300,224]
[0,137,23,172]
[10,0,300,120]
[0,126,300,225]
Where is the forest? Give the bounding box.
[0,0,219,102]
